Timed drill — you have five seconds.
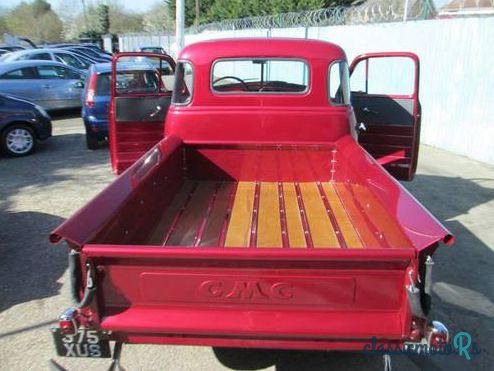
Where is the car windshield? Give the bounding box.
[212,58,309,93]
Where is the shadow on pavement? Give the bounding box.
[213,348,385,370]
[48,108,81,120]
[403,174,494,370]
[0,128,110,312]
[0,211,66,312]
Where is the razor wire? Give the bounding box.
[185,0,438,34]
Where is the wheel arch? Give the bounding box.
[1,120,39,139]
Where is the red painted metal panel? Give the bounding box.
[101,307,405,340]
[49,135,182,246]
[140,272,356,307]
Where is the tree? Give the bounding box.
[0,15,8,36]
[167,0,215,27]
[5,0,63,42]
[193,0,356,24]
[143,2,174,33]
[65,2,144,40]
[98,4,110,34]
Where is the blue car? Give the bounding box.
[0,61,86,110]
[0,93,52,156]
[0,48,92,72]
[82,61,174,149]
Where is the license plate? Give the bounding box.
[51,328,111,358]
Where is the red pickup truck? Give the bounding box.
[50,39,453,363]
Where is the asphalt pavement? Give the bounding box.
[0,112,492,371]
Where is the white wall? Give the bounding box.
[119,18,494,164]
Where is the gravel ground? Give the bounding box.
[0,112,492,371]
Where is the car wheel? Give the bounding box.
[86,132,99,150]
[1,124,36,157]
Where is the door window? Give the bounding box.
[351,57,415,96]
[55,53,86,69]
[36,66,81,80]
[0,67,37,79]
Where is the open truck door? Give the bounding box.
[110,52,175,174]
[350,52,420,181]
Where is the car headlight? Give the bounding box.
[34,105,50,118]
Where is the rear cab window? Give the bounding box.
[211,58,309,93]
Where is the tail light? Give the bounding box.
[426,321,449,347]
[59,319,75,335]
[59,307,77,335]
[86,73,97,108]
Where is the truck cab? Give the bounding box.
[51,39,452,361]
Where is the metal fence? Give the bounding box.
[186,0,436,33]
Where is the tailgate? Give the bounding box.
[84,246,415,342]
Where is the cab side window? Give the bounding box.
[0,67,37,79]
[328,61,350,105]
[36,66,81,80]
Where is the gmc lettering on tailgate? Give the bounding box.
[199,280,293,300]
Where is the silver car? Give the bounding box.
[0,48,92,71]
[0,61,85,110]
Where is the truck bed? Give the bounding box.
[148,180,409,249]
[50,136,453,350]
[52,137,451,250]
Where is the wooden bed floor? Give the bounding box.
[150,181,410,248]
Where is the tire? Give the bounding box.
[1,123,36,157]
[86,132,99,150]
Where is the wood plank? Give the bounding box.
[351,184,410,248]
[148,181,196,245]
[224,182,255,247]
[257,182,282,247]
[166,182,217,246]
[199,182,235,247]
[299,182,339,248]
[334,183,381,248]
[322,183,363,248]
[283,183,307,248]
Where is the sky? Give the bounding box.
[0,0,162,14]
